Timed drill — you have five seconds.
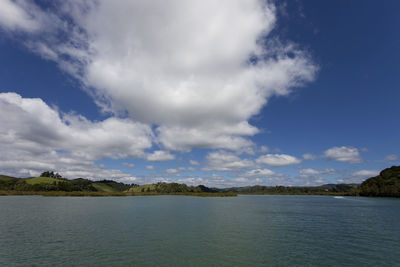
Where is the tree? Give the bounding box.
[40,171,62,178]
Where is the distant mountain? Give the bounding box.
[360,166,400,197]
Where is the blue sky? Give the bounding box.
[0,0,398,187]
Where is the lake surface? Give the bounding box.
[0,195,399,266]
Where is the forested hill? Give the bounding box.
[0,172,222,196]
[359,166,400,197]
[1,166,399,197]
[219,184,359,196]
[0,173,132,193]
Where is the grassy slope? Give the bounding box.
[25,177,64,185]
[0,175,18,182]
[128,184,156,193]
[92,183,118,193]
[0,174,236,196]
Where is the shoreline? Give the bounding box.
[0,191,360,197]
[0,191,238,197]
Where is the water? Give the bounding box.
[0,195,399,266]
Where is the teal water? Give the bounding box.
[0,195,399,266]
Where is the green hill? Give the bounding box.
[0,175,18,182]
[93,180,132,192]
[360,166,400,197]
[1,166,399,197]
[92,183,119,193]
[128,182,216,194]
[220,184,359,196]
[0,175,127,193]
[25,177,64,185]
[128,184,157,193]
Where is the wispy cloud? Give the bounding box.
[384,154,398,162]
[300,168,336,175]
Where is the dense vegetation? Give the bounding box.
[0,173,134,194]
[128,182,217,194]
[1,166,399,197]
[219,184,359,196]
[359,166,400,197]
[0,172,232,196]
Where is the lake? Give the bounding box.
[0,195,399,266]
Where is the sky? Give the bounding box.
[0,0,398,187]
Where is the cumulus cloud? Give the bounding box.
[256,153,301,166]
[0,93,153,160]
[0,92,153,178]
[324,146,362,163]
[300,168,336,175]
[0,0,317,153]
[0,151,138,183]
[146,150,175,162]
[203,151,254,171]
[146,165,155,170]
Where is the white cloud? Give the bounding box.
[324,146,362,163]
[146,150,175,162]
[337,171,378,184]
[256,154,301,166]
[335,170,379,186]
[156,123,257,152]
[203,151,254,171]
[166,168,178,174]
[146,165,154,170]
[300,168,336,175]
[0,0,317,152]
[0,0,41,32]
[0,93,153,160]
[0,92,153,178]
[189,160,200,166]
[122,162,135,168]
[0,152,138,183]
[302,153,316,160]
[243,168,275,178]
[260,145,269,153]
[384,154,398,161]
[298,175,327,186]
[351,170,379,177]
